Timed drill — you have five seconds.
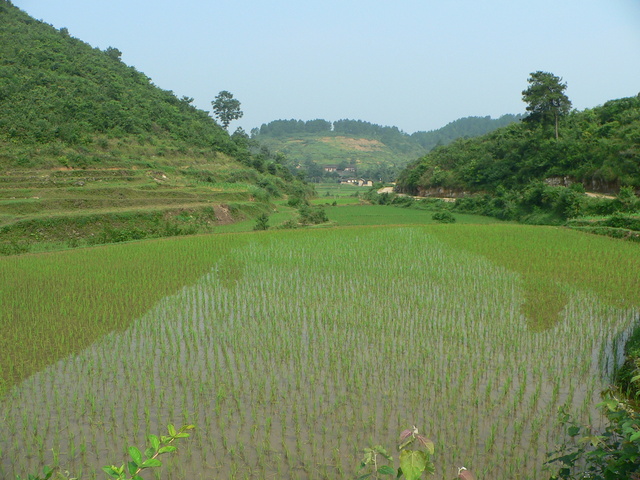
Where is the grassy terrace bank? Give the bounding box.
[1,223,639,479]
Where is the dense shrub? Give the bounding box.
[391,195,415,208]
[253,213,269,231]
[298,205,328,225]
[431,211,456,223]
[547,397,640,479]
[287,196,308,208]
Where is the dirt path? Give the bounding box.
[379,188,616,202]
[585,192,615,200]
[377,187,459,202]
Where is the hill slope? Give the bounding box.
[396,95,640,196]
[0,1,306,253]
[0,0,236,160]
[394,95,640,228]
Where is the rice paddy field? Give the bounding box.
[310,183,366,205]
[1,223,639,480]
[321,205,500,227]
[219,202,498,233]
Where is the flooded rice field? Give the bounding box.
[1,228,636,479]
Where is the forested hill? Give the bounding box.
[396,95,640,196]
[252,116,521,181]
[0,0,252,170]
[0,1,309,255]
[410,114,523,150]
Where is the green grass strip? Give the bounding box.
[0,233,255,392]
[429,224,640,330]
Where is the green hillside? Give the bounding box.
[0,0,307,253]
[253,116,521,182]
[397,95,640,196]
[394,90,640,233]
[0,2,235,160]
[410,113,523,150]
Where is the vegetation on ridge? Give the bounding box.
[394,73,640,234]
[396,92,640,196]
[0,0,235,156]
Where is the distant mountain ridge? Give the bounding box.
[410,114,524,150]
[252,115,522,181]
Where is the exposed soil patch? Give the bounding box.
[378,187,457,202]
[319,136,385,151]
[214,204,235,225]
[585,192,615,200]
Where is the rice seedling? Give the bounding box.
[0,225,638,479]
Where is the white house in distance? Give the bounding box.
[322,164,373,186]
[341,178,373,187]
[323,165,357,173]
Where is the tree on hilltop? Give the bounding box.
[211,90,243,130]
[522,71,572,140]
[105,46,122,61]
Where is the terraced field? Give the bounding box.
[0,167,268,253]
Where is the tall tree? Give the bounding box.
[522,71,572,140]
[211,90,243,130]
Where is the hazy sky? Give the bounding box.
[12,0,640,134]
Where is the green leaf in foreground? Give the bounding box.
[158,445,177,454]
[149,434,160,451]
[102,465,123,479]
[399,449,428,480]
[377,465,396,475]
[141,458,162,468]
[128,446,142,466]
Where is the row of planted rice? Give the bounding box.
[1,226,637,479]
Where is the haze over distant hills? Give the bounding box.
[0,0,521,186]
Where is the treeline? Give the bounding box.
[254,116,521,151]
[396,95,640,196]
[0,1,234,153]
[254,119,332,136]
[333,119,403,138]
[254,116,522,176]
[410,114,523,150]
[254,118,407,138]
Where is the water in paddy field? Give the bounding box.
[1,229,637,479]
